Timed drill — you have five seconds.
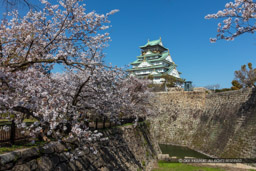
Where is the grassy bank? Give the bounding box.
[152,161,256,171]
[152,162,225,171]
[0,141,46,154]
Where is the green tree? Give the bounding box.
[231,80,242,90]
[147,74,154,81]
[231,63,256,89]
[160,74,185,88]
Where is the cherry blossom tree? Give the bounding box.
[205,0,256,42]
[0,0,151,154]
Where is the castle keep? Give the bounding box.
[127,38,180,84]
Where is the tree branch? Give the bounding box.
[12,106,41,121]
[25,39,34,60]
[72,76,91,106]
[43,12,70,50]
[0,40,3,58]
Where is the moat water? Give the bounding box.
[159,144,211,158]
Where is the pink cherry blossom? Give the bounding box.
[205,0,256,42]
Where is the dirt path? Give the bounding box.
[191,163,256,171]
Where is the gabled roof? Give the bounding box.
[140,39,161,48]
[138,50,169,58]
[127,65,169,71]
[151,69,159,75]
[137,60,152,68]
[145,51,154,55]
[140,38,166,49]
[137,53,160,58]
[134,66,175,78]
[131,59,140,65]
[167,65,175,75]
[132,51,171,65]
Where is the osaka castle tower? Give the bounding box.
[127,38,181,84]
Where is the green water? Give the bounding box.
[159,144,211,158]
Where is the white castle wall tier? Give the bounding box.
[127,38,181,84]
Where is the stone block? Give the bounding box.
[100,166,109,171]
[53,142,66,153]
[58,153,68,162]
[11,164,30,171]
[75,160,83,170]
[19,147,39,163]
[0,153,16,165]
[37,156,53,171]
[56,163,70,171]
[50,154,60,168]
[157,154,169,161]
[0,162,13,170]
[27,159,37,170]
[39,145,54,154]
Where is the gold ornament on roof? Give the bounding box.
[143,56,146,61]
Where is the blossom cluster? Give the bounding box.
[205,0,256,42]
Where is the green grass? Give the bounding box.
[0,141,45,154]
[0,119,36,126]
[0,119,9,122]
[113,121,145,128]
[117,123,133,127]
[0,119,36,122]
[23,119,37,122]
[152,162,225,171]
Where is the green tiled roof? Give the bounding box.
[148,52,168,61]
[167,65,176,74]
[151,59,173,65]
[140,38,162,48]
[131,51,171,65]
[131,59,140,65]
[134,70,173,78]
[150,67,175,77]
[128,63,175,72]
[137,53,160,58]
[140,39,161,48]
[137,51,168,58]
[128,64,177,79]
[131,58,154,65]
[127,65,169,71]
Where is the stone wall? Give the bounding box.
[0,123,160,171]
[150,88,256,158]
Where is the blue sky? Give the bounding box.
[1,0,255,88]
[85,0,256,88]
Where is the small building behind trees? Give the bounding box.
[127,38,181,84]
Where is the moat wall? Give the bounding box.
[150,88,256,158]
[0,123,159,171]
[2,88,256,170]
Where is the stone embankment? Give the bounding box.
[150,88,256,158]
[2,88,256,170]
[0,123,160,171]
